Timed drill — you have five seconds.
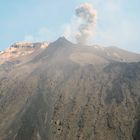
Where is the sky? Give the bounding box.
[0,0,140,52]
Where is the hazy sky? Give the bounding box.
[0,0,140,52]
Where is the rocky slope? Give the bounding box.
[0,37,140,140]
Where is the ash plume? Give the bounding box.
[75,3,97,45]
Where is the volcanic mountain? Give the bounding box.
[0,37,140,140]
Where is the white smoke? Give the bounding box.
[64,3,97,45]
[75,3,97,44]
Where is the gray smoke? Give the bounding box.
[75,3,97,45]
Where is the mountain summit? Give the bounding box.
[0,38,140,140]
[54,36,71,44]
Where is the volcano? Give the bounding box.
[0,37,140,140]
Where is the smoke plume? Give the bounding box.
[75,3,97,45]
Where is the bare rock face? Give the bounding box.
[0,42,48,65]
[0,37,140,140]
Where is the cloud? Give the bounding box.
[63,16,82,43]
[24,28,51,42]
[24,35,34,42]
[92,0,137,47]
